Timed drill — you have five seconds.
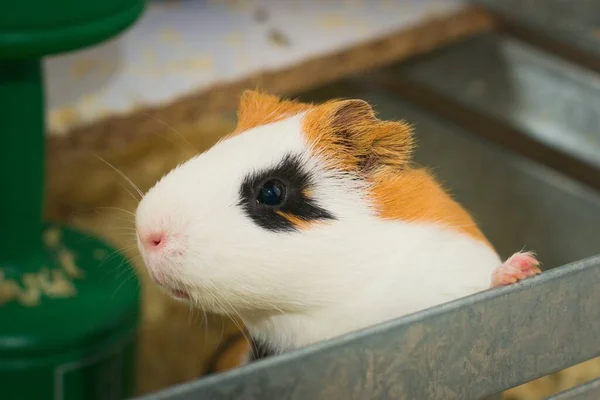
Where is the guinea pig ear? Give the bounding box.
[329,99,376,131]
[328,99,414,172]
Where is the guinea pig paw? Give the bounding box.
[490,251,542,288]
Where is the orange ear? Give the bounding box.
[303,98,414,172]
[329,99,377,128]
[233,90,312,134]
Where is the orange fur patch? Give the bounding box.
[229,91,491,248]
[211,335,252,373]
[302,99,414,172]
[302,188,314,198]
[230,90,313,136]
[370,168,492,247]
[275,210,319,230]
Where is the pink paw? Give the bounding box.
[491,251,542,288]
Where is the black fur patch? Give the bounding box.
[238,154,335,231]
[249,338,277,362]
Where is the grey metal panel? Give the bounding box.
[469,0,600,59]
[390,33,600,173]
[137,257,600,400]
[547,377,600,400]
[134,87,600,399]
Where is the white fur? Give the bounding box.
[136,113,502,353]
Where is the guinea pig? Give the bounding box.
[135,90,541,364]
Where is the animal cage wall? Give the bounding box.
[137,258,600,400]
[133,1,600,397]
[135,68,600,400]
[2,0,596,399]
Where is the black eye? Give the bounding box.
[257,179,286,206]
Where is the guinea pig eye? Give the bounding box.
[256,179,286,206]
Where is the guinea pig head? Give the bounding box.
[135,90,413,316]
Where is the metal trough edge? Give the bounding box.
[135,256,600,400]
[547,376,600,400]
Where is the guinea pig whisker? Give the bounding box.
[191,306,209,334]
[216,310,225,349]
[186,285,210,335]
[202,308,209,338]
[195,307,208,329]
[97,244,139,272]
[107,231,137,238]
[203,288,229,346]
[142,112,198,155]
[111,269,138,298]
[108,261,133,278]
[218,296,255,358]
[118,243,140,254]
[108,232,138,241]
[201,284,257,360]
[96,247,133,269]
[95,155,144,201]
[96,206,136,218]
[93,208,135,223]
[187,303,197,326]
[117,184,142,206]
[115,257,136,280]
[118,242,140,251]
[108,227,137,232]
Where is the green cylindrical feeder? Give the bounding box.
[0,1,146,399]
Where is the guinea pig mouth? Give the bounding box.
[148,271,190,300]
[158,283,190,300]
[170,288,190,300]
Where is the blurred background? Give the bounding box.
[3,0,600,399]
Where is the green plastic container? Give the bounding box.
[0,226,140,399]
[0,1,146,398]
[0,0,146,58]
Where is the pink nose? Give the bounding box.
[143,232,166,251]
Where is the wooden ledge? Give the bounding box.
[46,7,494,173]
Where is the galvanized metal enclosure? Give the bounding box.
[135,2,600,399]
[140,258,600,400]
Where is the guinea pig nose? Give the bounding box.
[144,232,166,250]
